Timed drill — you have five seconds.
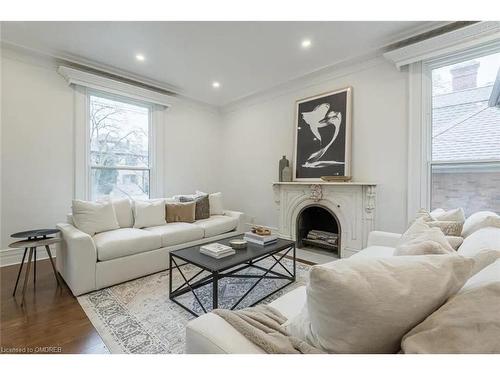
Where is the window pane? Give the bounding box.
[89,94,150,168]
[431,163,500,216]
[91,168,149,200]
[431,52,500,162]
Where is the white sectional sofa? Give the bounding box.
[56,205,247,296]
[185,224,500,354]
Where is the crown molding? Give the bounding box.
[1,40,182,95]
[384,21,500,69]
[58,66,173,107]
[222,52,386,114]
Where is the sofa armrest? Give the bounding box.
[223,210,249,233]
[367,231,402,248]
[56,223,97,296]
[185,312,264,354]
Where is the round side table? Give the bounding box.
[9,229,62,304]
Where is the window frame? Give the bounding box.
[87,89,153,200]
[74,85,165,200]
[416,41,500,215]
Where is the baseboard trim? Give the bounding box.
[0,246,55,267]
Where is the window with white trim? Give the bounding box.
[88,92,152,200]
[428,49,500,215]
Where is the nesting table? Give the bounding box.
[9,229,62,304]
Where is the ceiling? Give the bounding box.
[1,21,444,106]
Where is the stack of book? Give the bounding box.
[199,243,235,259]
[243,231,278,246]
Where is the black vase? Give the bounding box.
[279,155,290,182]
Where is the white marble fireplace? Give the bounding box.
[272,182,377,258]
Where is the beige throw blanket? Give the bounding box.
[212,305,323,354]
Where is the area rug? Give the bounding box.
[77,258,310,354]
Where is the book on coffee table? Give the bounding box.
[243,231,278,246]
[199,242,235,258]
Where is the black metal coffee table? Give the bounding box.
[169,235,296,317]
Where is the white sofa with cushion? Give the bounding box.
[56,199,247,296]
[185,211,500,354]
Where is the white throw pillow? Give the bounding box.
[196,191,224,215]
[461,211,500,238]
[458,227,500,256]
[99,197,134,228]
[431,207,465,222]
[133,199,166,229]
[395,219,455,256]
[287,255,474,353]
[72,200,120,236]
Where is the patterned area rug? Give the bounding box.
[78,258,310,353]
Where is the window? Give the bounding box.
[89,92,151,200]
[429,50,500,215]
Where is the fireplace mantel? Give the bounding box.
[273,182,377,258]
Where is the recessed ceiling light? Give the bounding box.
[301,39,312,49]
[212,81,221,89]
[135,54,145,62]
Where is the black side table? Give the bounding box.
[9,229,62,304]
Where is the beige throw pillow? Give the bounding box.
[166,201,196,223]
[427,220,463,236]
[395,219,455,256]
[287,255,473,353]
[401,260,500,353]
[445,236,464,250]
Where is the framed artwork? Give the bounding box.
[293,87,352,181]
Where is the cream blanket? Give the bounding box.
[212,305,322,354]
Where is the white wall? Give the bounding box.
[220,57,409,233]
[163,100,223,196]
[1,49,411,263]
[0,50,223,253]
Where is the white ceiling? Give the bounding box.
[1,21,444,106]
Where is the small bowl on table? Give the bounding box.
[229,239,247,250]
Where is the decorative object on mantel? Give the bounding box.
[281,166,292,182]
[321,175,352,182]
[278,155,290,182]
[293,87,352,181]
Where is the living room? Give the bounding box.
[1,0,500,372]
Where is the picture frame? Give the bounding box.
[292,87,352,181]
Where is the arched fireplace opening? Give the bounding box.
[296,205,340,257]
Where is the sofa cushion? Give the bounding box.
[178,193,210,220]
[144,223,204,247]
[197,191,224,215]
[287,255,474,353]
[458,227,500,256]
[462,211,500,238]
[401,260,500,354]
[94,228,162,261]
[430,207,465,222]
[351,245,395,258]
[194,215,238,238]
[108,198,134,228]
[395,219,455,256]
[166,201,196,223]
[72,199,120,236]
[133,199,166,229]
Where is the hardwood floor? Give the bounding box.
[0,259,108,354]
